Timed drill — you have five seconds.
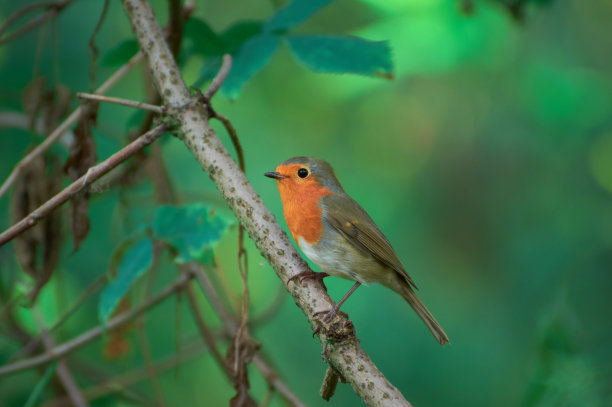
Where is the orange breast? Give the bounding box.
[278,181,333,246]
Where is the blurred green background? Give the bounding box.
[1,0,612,406]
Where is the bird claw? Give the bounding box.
[287,271,328,287]
[312,309,349,337]
[314,308,349,323]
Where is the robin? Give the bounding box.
[265,157,449,345]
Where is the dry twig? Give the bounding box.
[0,124,168,246]
[0,268,193,377]
[77,93,164,114]
[35,310,90,407]
[0,0,74,45]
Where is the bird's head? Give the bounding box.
[264,157,343,193]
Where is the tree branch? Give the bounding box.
[0,124,168,246]
[35,311,90,407]
[76,92,164,113]
[121,1,412,405]
[0,0,74,45]
[41,339,209,407]
[184,263,307,407]
[0,272,192,377]
[203,54,232,100]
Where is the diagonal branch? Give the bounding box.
[0,124,168,246]
[186,263,307,407]
[34,310,90,407]
[0,272,193,377]
[121,1,412,405]
[0,0,74,45]
[76,92,164,113]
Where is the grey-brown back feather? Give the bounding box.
[322,193,417,289]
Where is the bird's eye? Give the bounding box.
[297,168,309,178]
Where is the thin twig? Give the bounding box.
[203,54,232,100]
[0,124,168,246]
[135,251,167,407]
[87,0,109,90]
[252,356,306,407]
[77,93,164,114]
[212,111,244,172]
[184,263,306,407]
[184,282,231,376]
[42,339,209,407]
[9,274,108,362]
[0,1,58,37]
[0,270,192,377]
[249,284,287,328]
[0,51,143,200]
[35,310,90,407]
[0,0,73,44]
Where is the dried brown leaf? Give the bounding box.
[63,101,98,250]
[21,77,47,129]
[11,155,63,303]
[103,298,133,359]
[226,327,260,407]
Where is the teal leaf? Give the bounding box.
[286,35,393,79]
[264,0,334,33]
[152,204,232,263]
[220,21,264,53]
[102,40,139,67]
[98,239,153,323]
[221,34,280,99]
[184,18,224,57]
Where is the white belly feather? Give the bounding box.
[298,236,385,286]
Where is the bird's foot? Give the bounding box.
[314,306,349,323]
[287,271,329,286]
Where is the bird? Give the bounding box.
[264,157,450,346]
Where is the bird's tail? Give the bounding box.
[400,285,450,346]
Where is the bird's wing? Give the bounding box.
[322,194,417,289]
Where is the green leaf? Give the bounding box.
[98,238,153,323]
[102,40,139,67]
[184,18,224,57]
[152,204,232,263]
[23,361,57,407]
[286,35,393,79]
[220,21,264,53]
[221,34,280,99]
[264,0,334,33]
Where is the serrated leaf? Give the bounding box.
[220,21,263,53]
[286,35,393,79]
[99,239,153,323]
[221,34,280,99]
[152,204,232,263]
[102,40,139,67]
[184,18,224,57]
[264,0,334,33]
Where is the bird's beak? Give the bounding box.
[264,171,286,180]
